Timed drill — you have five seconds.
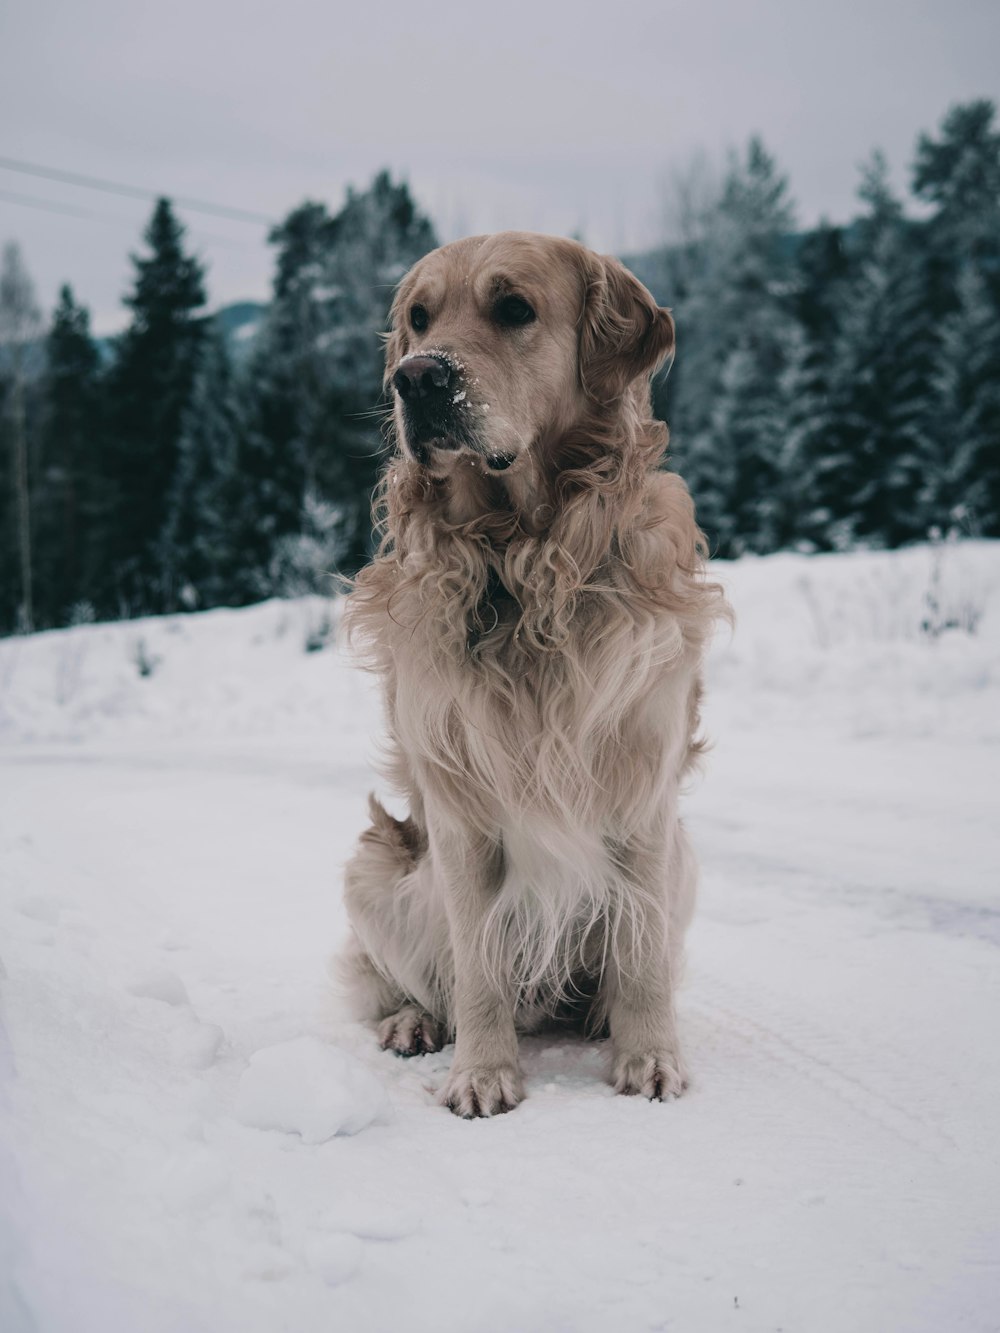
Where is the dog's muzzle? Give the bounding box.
[393,353,514,472]
[393,354,462,453]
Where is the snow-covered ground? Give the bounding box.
[1,542,998,1332]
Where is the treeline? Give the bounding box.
[650,99,1000,557]
[0,172,437,631]
[1,102,999,633]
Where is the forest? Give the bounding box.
[1,100,998,634]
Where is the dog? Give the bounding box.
[338,231,727,1117]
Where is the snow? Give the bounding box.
[234,1037,390,1142]
[126,968,192,1006]
[1,541,998,1332]
[301,1232,364,1287]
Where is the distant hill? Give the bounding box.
[213,300,266,357]
[82,300,267,367]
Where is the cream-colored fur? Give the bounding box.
[338,232,728,1116]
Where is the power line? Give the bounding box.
[0,187,97,219]
[0,184,267,250]
[0,154,276,227]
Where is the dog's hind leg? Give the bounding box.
[339,937,444,1055]
[377,1004,444,1056]
[336,930,406,1021]
[339,794,448,1052]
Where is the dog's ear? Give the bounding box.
[579,253,675,403]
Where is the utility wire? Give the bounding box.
[0,185,266,252]
[0,187,97,219]
[0,154,276,226]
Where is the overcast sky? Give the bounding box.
[2,0,998,333]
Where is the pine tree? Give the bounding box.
[769,320,832,550]
[108,199,208,613]
[245,173,437,585]
[266,488,343,600]
[913,99,1000,272]
[159,331,258,608]
[0,242,42,631]
[817,154,937,547]
[318,171,437,568]
[782,224,852,548]
[672,137,801,555]
[925,263,1000,535]
[242,200,334,573]
[35,285,105,624]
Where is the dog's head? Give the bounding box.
[385,232,674,473]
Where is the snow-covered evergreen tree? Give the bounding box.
[781,225,852,549]
[159,331,258,609]
[266,489,343,599]
[318,171,437,568]
[672,137,801,554]
[0,242,42,631]
[770,319,833,550]
[241,200,339,590]
[925,263,1000,535]
[35,285,105,624]
[812,153,936,547]
[245,173,436,583]
[913,99,1000,272]
[109,199,208,613]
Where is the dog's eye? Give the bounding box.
[410,304,429,332]
[493,295,536,328]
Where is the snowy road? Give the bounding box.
[2,546,999,1331]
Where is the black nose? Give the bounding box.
[392,354,452,404]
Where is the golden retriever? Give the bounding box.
[339,232,726,1117]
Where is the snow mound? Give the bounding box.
[315,1202,421,1241]
[234,1036,390,1142]
[126,969,190,1006]
[302,1232,364,1286]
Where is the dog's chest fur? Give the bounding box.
[385,584,697,1018]
[390,570,696,834]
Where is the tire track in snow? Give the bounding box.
[687,974,957,1159]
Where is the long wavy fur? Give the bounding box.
[340,238,729,1033]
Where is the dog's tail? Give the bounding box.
[359,792,425,869]
[336,794,428,1021]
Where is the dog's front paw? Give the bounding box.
[440,1064,524,1118]
[378,1006,444,1056]
[613,1049,687,1101]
